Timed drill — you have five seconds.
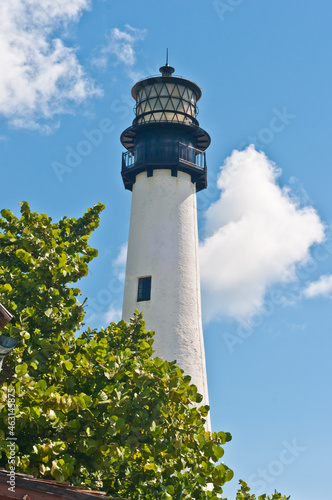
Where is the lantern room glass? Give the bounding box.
[135,81,198,126]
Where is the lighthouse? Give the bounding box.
[121,60,211,414]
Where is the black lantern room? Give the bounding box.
[120,61,211,192]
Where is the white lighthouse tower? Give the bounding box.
[121,61,211,414]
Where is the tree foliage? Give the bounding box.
[0,202,289,500]
[236,481,290,500]
[0,202,233,499]
[0,201,103,384]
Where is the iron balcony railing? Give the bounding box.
[122,142,206,171]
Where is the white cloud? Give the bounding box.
[93,24,146,81]
[303,274,332,299]
[104,303,122,324]
[0,0,101,130]
[112,243,127,282]
[200,146,325,322]
[112,243,127,268]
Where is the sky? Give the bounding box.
[1,0,331,498]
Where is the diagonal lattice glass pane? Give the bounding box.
[170,98,178,110]
[144,102,152,113]
[171,85,181,98]
[189,104,195,116]
[159,97,169,108]
[154,99,163,110]
[139,102,146,113]
[178,85,186,98]
[143,86,151,99]
[165,112,176,121]
[166,83,175,95]
[149,98,157,110]
[182,88,190,100]
[165,99,175,111]
[153,112,163,121]
[176,100,185,113]
[154,83,164,95]
[157,84,166,96]
[140,88,147,100]
[159,84,169,96]
[189,90,196,102]
[149,85,158,98]
[182,102,190,114]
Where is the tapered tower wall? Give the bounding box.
[122,169,209,408]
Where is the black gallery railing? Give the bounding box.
[122,142,206,171]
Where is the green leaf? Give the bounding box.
[16,248,33,264]
[64,361,73,371]
[0,283,12,292]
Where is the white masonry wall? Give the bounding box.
[122,169,210,420]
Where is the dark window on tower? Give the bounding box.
[137,276,151,302]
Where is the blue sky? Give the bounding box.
[1,1,331,498]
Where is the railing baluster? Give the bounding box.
[123,142,205,171]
